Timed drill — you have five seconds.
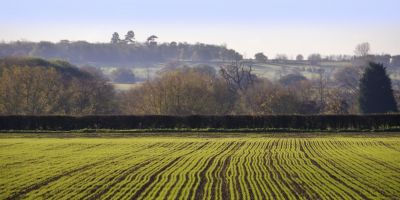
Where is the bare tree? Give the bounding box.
[333,67,362,95]
[315,69,328,110]
[354,42,370,57]
[219,61,256,93]
[0,67,63,114]
[275,54,288,61]
[324,89,349,114]
[308,53,322,65]
[119,69,221,115]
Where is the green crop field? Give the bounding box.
[1,133,399,199]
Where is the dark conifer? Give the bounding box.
[359,62,398,113]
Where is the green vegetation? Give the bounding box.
[359,62,398,113]
[1,133,399,199]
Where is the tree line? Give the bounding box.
[253,42,400,67]
[0,57,398,115]
[0,57,115,115]
[2,39,399,70]
[0,32,242,65]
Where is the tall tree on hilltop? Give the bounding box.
[111,32,121,44]
[124,30,135,44]
[359,62,398,113]
[146,35,158,47]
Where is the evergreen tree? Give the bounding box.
[359,62,398,113]
[124,30,135,44]
[110,32,121,44]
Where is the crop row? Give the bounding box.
[0,136,399,199]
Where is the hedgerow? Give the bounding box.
[0,114,399,131]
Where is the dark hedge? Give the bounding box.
[0,115,400,131]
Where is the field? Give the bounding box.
[1,133,399,199]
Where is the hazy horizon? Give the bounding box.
[1,0,400,58]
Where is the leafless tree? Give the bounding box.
[275,54,288,60]
[219,61,256,93]
[354,42,370,57]
[333,66,362,95]
[315,69,328,109]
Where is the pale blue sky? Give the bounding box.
[1,0,399,57]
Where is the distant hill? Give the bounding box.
[0,41,243,66]
[0,57,92,79]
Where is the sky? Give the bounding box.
[1,0,399,57]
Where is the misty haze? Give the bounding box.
[0,0,400,200]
